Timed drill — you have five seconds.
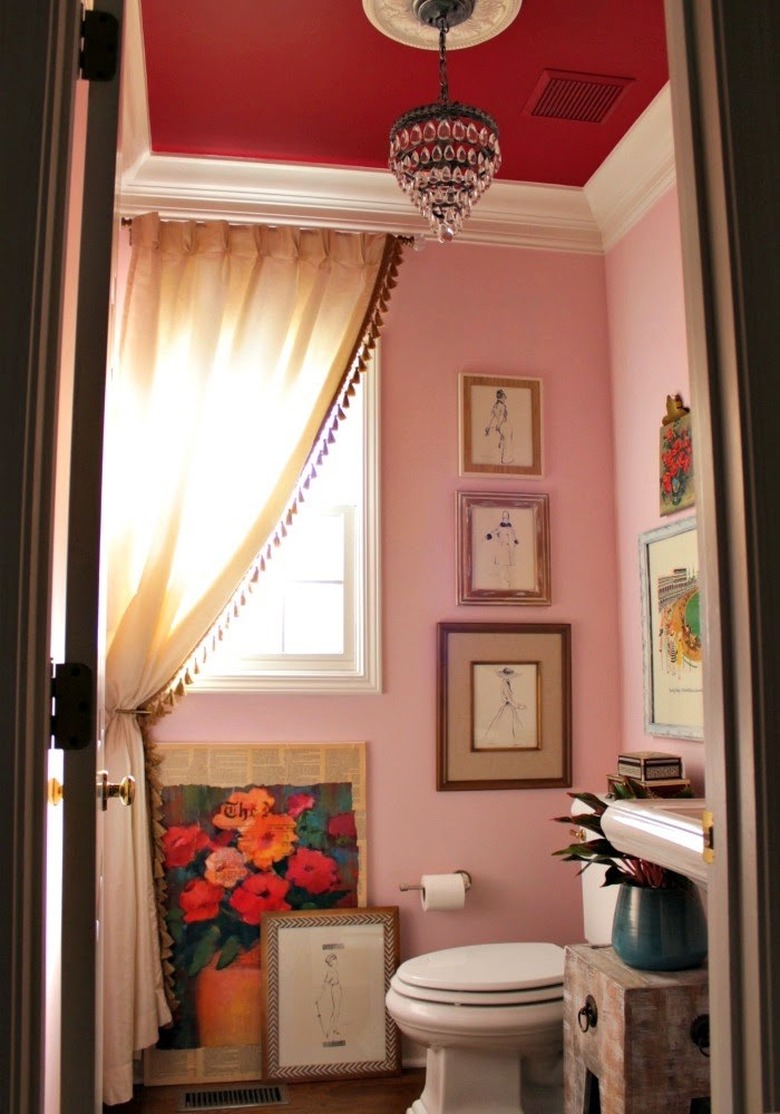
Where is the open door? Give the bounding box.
[665,3,780,1110]
[57,4,124,1112]
[0,2,123,1111]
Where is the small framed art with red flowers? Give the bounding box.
[659,404,695,515]
[143,741,366,1086]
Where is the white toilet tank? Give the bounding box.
[572,797,619,945]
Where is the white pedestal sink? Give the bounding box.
[600,798,709,887]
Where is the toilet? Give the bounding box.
[386,819,618,1114]
[385,941,566,1114]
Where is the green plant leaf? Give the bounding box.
[566,790,608,814]
[186,925,220,977]
[216,935,242,970]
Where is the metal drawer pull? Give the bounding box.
[578,994,598,1032]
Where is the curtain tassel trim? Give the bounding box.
[140,233,408,727]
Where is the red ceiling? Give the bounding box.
[140,0,668,188]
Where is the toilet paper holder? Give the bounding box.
[399,870,472,893]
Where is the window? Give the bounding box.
[192,359,380,692]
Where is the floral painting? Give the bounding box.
[144,743,366,1085]
[660,408,695,515]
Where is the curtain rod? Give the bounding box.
[119,216,414,245]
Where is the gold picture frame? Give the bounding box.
[437,622,572,790]
[260,906,401,1083]
[457,491,551,605]
[459,372,543,477]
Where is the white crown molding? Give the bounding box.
[119,155,604,252]
[119,0,151,181]
[118,1,673,254]
[584,84,676,251]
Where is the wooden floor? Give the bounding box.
[104,1070,425,1113]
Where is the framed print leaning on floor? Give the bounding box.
[437,622,571,790]
[459,372,543,477]
[260,906,400,1082]
[639,517,703,740]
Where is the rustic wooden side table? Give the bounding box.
[563,944,710,1113]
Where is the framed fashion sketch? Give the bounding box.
[639,517,703,740]
[459,372,543,477]
[260,907,400,1082]
[457,491,551,605]
[437,622,571,790]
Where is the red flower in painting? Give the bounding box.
[163,824,211,869]
[286,792,315,819]
[229,871,291,925]
[179,878,223,923]
[328,812,357,841]
[286,847,341,894]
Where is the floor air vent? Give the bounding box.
[176,1084,290,1110]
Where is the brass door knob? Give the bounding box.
[97,771,136,810]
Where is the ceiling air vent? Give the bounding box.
[524,69,633,124]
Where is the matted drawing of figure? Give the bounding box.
[315,952,344,1043]
[472,661,540,751]
[485,666,527,741]
[483,510,520,588]
[484,388,514,464]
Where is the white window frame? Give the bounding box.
[192,356,381,694]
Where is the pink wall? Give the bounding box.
[605,186,704,790]
[153,238,624,957]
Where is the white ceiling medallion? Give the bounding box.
[362,0,522,50]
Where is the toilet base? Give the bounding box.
[406,1045,523,1114]
[405,1047,564,1114]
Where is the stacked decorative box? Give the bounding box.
[607,750,691,798]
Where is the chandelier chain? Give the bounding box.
[437,19,450,104]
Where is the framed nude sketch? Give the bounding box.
[459,373,543,477]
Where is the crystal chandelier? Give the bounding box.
[389,0,501,242]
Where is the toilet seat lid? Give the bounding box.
[394,942,564,994]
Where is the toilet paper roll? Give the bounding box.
[420,873,467,912]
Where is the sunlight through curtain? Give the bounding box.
[101,214,406,1104]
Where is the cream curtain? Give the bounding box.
[101,214,405,1104]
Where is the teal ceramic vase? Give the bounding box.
[611,879,708,971]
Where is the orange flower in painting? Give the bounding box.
[238,812,298,869]
[204,846,248,889]
[179,878,223,923]
[212,787,274,831]
[162,824,210,869]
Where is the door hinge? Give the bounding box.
[702,808,715,865]
[51,662,94,750]
[79,8,119,82]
